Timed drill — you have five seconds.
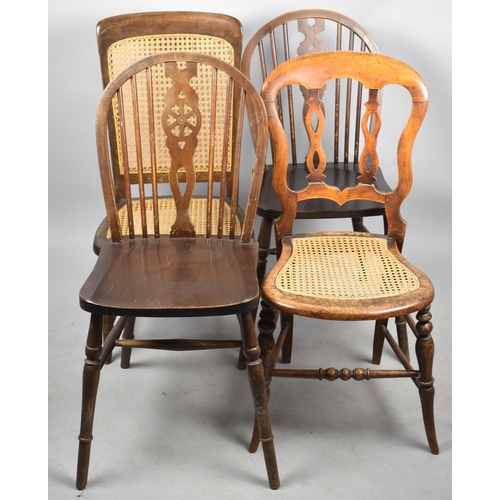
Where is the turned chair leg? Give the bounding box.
[248,301,278,450]
[120,316,136,369]
[415,306,439,455]
[257,217,274,287]
[102,315,115,364]
[280,311,293,364]
[237,216,275,370]
[372,317,409,364]
[395,316,410,360]
[238,216,275,370]
[372,318,388,365]
[239,311,280,490]
[352,216,368,232]
[76,314,103,490]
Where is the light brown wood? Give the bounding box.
[76,51,279,491]
[253,52,439,472]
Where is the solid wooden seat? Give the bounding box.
[81,237,259,317]
[76,52,279,491]
[257,162,389,220]
[241,10,391,362]
[249,51,439,475]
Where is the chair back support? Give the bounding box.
[96,52,267,243]
[262,52,428,248]
[97,12,243,199]
[242,10,378,166]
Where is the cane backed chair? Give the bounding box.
[249,51,439,467]
[93,12,245,362]
[76,52,279,490]
[242,10,401,363]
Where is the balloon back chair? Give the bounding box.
[248,51,439,468]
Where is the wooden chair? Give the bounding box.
[242,10,396,363]
[249,51,439,469]
[76,52,279,490]
[93,12,245,363]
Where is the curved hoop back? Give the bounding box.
[242,10,379,165]
[96,52,267,244]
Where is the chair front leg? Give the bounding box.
[239,311,280,490]
[415,306,439,455]
[76,313,103,490]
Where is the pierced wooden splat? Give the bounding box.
[358,89,381,185]
[162,62,202,237]
[304,89,326,182]
[297,19,327,123]
[297,18,327,55]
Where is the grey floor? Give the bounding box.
[48,205,452,499]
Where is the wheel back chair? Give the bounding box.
[242,10,410,364]
[76,52,280,490]
[248,51,439,469]
[94,12,247,367]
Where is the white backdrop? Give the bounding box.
[46,1,456,497]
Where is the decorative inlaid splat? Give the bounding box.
[161,62,202,237]
[357,89,381,185]
[304,89,327,182]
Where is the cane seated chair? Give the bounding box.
[76,52,279,490]
[93,12,246,362]
[242,10,401,363]
[249,51,439,466]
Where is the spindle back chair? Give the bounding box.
[242,10,398,362]
[93,12,245,363]
[250,51,439,469]
[93,11,244,252]
[76,52,280,491]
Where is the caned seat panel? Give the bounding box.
[276,234,419,300]
[107,198,241,238]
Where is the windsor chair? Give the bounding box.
[76,52,279,491]
[242,10,405,363]
[93,12,246,365]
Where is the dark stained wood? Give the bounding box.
[241,10,388,363]
[93,11,244,253]
[80,237,261,317]
[252,51,439,466]
[76,51,279,491]
[91,12,247,374]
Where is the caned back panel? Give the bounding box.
[96,52,267,243]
